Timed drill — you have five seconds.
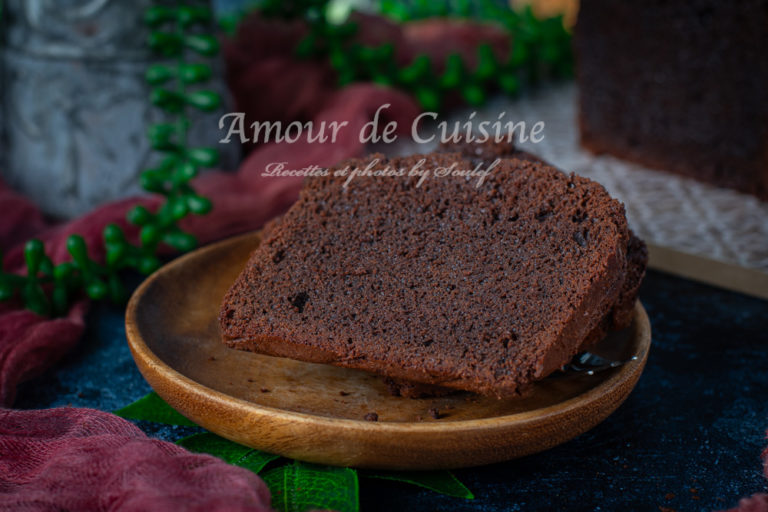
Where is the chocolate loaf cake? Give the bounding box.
[220,142,646,397]
[575,0,768,200]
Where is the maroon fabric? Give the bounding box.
[0,407,271,511]
[727,495,768,512]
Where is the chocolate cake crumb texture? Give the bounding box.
[220,141,646,397]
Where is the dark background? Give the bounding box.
[16,270,768,512]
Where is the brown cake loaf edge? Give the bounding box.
[574,0,768,200]
[386,230,645,398]
[220,146,643,398]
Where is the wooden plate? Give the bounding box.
[126,231,651,470]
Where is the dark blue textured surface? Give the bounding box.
[14,270,768,511]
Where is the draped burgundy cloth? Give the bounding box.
[0,11,765,512]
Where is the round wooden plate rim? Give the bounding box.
[125,232,651,434]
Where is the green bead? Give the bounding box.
[415,88,440,112]
[24,239,45,274]
[440,54,464,89]
[103,224,125,244]
[508,41,529,68]
[184,90,221,112]
[148,32,183,57]
[169,198,189,220]
[147,123,177,150]
[163,231,197,253]
[173,161,198,183]
[218,14,239,36]
[138,256,161,275]
[145,64,174,85]
[86,279,108,300]
[499,73,521,95]
[107,274,127,304]
[184,35,219,56]
[475,44,497,80]
[66,235,89,266]
[186,195,212,215]
[105,244,126,268]
[159,155,181,171]
[462,84,486,106]
[127,205,153,226]
[398,55,431,85]
[329,48,350,72]
[178,63,212,84]
[39,258,54,277]
[186,147,219,168]
[24,284,50,316]
[140,225,161,247]
[139,174,166,194]
[0,281,14,302]
[52,285,69,316]
[372,74,393,87]
[54,262,75,281]
[176,5,211,27]
[150,89,183,113]
[142,167,171,182]
[295,35,316,58]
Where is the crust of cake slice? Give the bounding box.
[220,146,646,398]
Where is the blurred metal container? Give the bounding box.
[0,0,236,219]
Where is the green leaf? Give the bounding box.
[177,433,280,474]
[366,470,474,499]
[177,432,250,462]
[236,450,282,475]
[263,462,359,512]
[114,391,197,426]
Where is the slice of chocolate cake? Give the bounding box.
[220,143,646,397]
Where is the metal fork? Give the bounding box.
[561,352,639,375]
